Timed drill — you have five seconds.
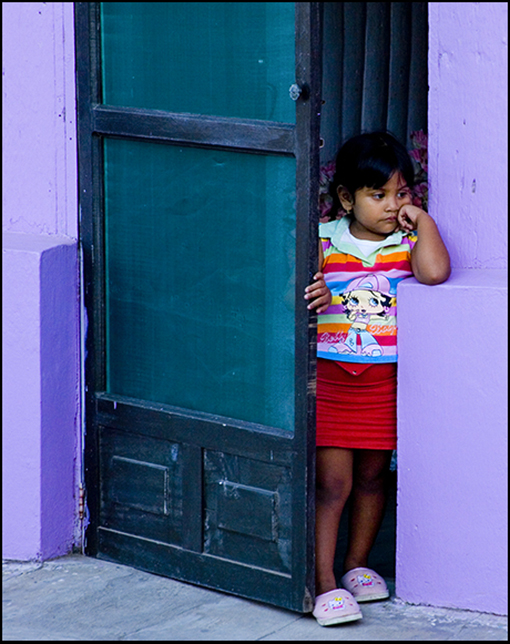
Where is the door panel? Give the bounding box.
[100,2,296,122]
[76,2,321,613]
[100,429,186,545]
[103,139,296,430]
[203,450,292,574]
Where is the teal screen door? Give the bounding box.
[104,141,296,431]
[77,2,321,612]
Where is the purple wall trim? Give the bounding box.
[396,2,508,615]
[40,241,80,558]
[2,240,44,559]
[3,233,79,560]
[397,272,508,615]
[2,0,79,561]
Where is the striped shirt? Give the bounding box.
[318,217,417,364]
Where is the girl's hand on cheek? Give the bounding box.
[397,204,426,233]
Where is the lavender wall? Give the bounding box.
[396,2,508,615]
[2,2,78,238]
[2,2,80,560]
[427,2,507,270]
[2,0,507,615]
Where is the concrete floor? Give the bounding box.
[3,554,507,641]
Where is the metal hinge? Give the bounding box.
[78,483,85,521]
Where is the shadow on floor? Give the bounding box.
[334,470,397,580]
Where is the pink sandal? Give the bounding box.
[340,567,389,603]
[312,588,363,626]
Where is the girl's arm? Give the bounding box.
[397,205,451,285]
[304,241,332,312]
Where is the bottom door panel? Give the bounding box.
[94,403,313,613]
[204,450,292,574]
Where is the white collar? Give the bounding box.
[323,216,406,261]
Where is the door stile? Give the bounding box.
[293,2,323,611]
[75,1,104,557]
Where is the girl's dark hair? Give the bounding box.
[329,131,415,217]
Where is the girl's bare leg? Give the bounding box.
[315,447,353,596]
[343,449,392,574]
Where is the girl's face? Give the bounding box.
[338,171,412,241]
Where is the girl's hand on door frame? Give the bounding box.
[304,272,331,313]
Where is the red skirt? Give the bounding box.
[316,358,397,450]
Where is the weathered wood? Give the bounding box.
[96,394,294,465]
[93,105,296,155]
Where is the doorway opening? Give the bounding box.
[319,2,428,582]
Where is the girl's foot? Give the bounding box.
[340,567,390,602]
[313,588,363,626]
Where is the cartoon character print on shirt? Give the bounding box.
[328,274,393,357]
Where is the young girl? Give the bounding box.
[305,131,450,626]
